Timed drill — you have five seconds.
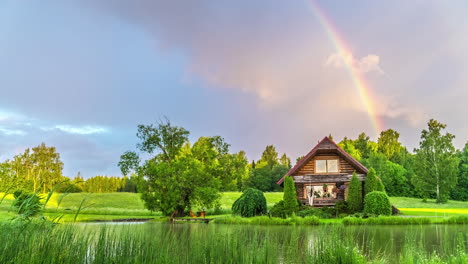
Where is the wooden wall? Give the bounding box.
[295,152,356,175]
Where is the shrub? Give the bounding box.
[56,182,83,193]
[347,172,363,212]
[334,201,349,214]
[13,190,42,220]
[270,200,287,218]
[364,191,391,216]
[232,188,267,217]
[283,176,299,216]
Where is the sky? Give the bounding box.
[1,0,467,178]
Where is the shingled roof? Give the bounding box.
[276,137,368,184]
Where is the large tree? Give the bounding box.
[413,119,459,203]
[378,129,402,161]
[119,120,232,215]
[7,143,64,193]
[259,145,279,169]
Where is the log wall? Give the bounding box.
[295,153,356,175]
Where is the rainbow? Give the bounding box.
[307,0,384,136]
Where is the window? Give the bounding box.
[315,159,339,173]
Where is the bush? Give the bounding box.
[335,201,349,214]
[13,190,42,220]
[56,182,83,193]
[270,200,288,218]
[364,191,391,216]
[296,207,340,219]
[232,188,267,217]
[283,176,299,216]
[347,172,363,212]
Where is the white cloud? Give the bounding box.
[0,127,26,136]
[325,52,384,74]
[53,125,108,135]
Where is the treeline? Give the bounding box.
[1,119,467,203]
[59,174,138,193]
[335,119,467,202]
[0,143,137,194]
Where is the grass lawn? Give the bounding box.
[390,197,468,216]
[1,192,467,222]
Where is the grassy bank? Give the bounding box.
[1,192,467,222]
[215,215,468,226]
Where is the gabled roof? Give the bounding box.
[276,137,368,184]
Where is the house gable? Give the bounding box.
[277,137,368,184]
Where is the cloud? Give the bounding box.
[0,127,27,136]
[51,125,108,135]
[325,52,384,74]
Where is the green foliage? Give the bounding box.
[244,163,288,192]
[364,168,378,195]
[364,191,392,216]
[55,181,83,193]
[347,172,363,212]
[375,178,385,192]
[342,215,432,225]
[258,145,279,169]
[283,176,299,216]
[354,132,372,159]
[269,200,287,218]
[279,153,291,168]
[338,138,362,160]
[413,119,459,203]
[296,207,338,219]
[451,143,468,201]
[232,188,267,217]
[4,143,64,193]
[377,129,402,161]
[362,152,411,196]
[12,190,42,220]
[119,120,242,215]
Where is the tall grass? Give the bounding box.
[342,215,468,225]
[215,215,320,225]
[0,222,466,263]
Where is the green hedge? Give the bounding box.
[364,191,392,216]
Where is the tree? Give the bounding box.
[283,176,299,216]
[362,152,410,196]
[280,153,291,168]
[232,188,267,217]
[413,119,459,203]
[8,143,64,193]
[364,168,383,195]
[338,138,362,160]
[259,145,279,169]
[347,172,363,212]
[355,132,373,159]
[378,129,402,161]
[451,143,468,201]
[119,120,228,216]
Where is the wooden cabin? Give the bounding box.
[277,137,368,207]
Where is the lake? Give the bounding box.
[1,221,467,263]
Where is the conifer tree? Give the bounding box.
[347,172,363,212]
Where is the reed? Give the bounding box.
[0,222,466,263]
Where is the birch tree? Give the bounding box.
[413,119,458,203]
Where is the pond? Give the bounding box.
[1,221,467,263]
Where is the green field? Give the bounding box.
[0,192,467,222]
